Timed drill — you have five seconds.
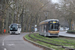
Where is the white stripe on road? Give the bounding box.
[2,35,10,46]
[7,44,15,46]
[4,48,7,50]
[2,42,4,46]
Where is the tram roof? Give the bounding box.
[39,19,59,25]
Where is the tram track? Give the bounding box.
[34,34,75,47]
[28,33,75,50]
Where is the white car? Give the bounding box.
[9,23,21,35]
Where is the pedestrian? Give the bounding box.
[4,29,6,33]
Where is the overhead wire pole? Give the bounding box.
[43,10,49,20]
[34,1,50,32]
[35,1,50,24]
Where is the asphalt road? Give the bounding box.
[0,33,43,50]
[0,34,7,50]
[59,31,75,37]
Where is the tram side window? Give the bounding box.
[41,25,43,32]
[51,24,53,29]
[42,25,46,32]
[46,25,49,32]
[55,24,58,29]
[49,24,53,30]
[44,25,46,30]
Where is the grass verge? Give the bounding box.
[25,33,75,50]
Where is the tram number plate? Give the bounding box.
[53,22,56,23]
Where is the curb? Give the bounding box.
[23,36,54,50]
[59,35,75,38]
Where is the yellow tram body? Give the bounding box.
[48,31,59,34]
[39,19,60,37]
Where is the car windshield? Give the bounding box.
[10,24,18,31]
[11,25,17,28]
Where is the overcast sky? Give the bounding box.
[51,0,60,3]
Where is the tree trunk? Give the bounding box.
[5,10,9,33]
[69,19,72,30]
[11,10,14,23]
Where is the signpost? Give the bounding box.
[34,25,37,32]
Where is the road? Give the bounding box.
[0,33,43,50]
[0,34,7,50]
[1,31,74,50]
[59,31,75,37]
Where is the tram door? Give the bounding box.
[44,25,46,33]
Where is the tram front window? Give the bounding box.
[49,24,59,31]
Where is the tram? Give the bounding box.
[39,19,60,37]
[9,23,21,35]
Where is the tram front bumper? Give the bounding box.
[48,31,59,34]
[48,32,59,36]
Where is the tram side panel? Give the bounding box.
[39,23,59,37]
[39,25,44,35]
[39,24,48,36]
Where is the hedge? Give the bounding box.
[67,30,75,33]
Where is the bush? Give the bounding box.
[67,30,75,33]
